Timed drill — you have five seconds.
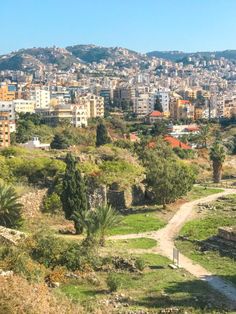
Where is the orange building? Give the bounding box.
[0,112,10,147]
[170,99,194,120]
[0,84,16,101]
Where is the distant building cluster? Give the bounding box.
[1,45,236,147]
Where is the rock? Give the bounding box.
[0,226,26,245]
[0,269,13,277]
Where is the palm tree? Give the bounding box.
[0,184,23,228]
[198,124,210,148]
[94,204,122,246]
[209,143,226,183]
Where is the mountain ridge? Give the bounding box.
[1,44,236,71]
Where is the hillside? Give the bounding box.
[147,50,236,61]
[0,44,146,71]
[0,47,78,71]
[66,44,141,63]
[1,44,236,71]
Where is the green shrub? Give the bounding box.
[59,242,83,271]
[173,147,195,159]
[135,258,146,271]
[30,232,67,268]
[43,192,62,214]
[106,273,122,292]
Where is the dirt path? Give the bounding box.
[109,189,236,307]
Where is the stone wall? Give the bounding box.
[20,189,47,218]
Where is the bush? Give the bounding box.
[43,192,62,214]
[135,258,146,271]
[0,246,46,282]
[28,232,100,271]
[106,273,122,292]
[30,232,67,268]
[59,242,83,271]
[173,147,195,159]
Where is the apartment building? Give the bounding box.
[40,104,88,127]
[0,83,16,101]
[13,99,35,113]
[100,88,113,106]
[170,99,195,120]
[113,87,135,106]
[0,101,16,132]
[133,93,150,118]
[0,111,10,147]
[155,89,170,116]
[78,94,104,118]
[30,87,50,109]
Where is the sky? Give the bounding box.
[1,0,236,54]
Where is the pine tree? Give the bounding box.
[96,122,110,147]
[61,153,88,234]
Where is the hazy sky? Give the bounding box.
[1,0,236,54]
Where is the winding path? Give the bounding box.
[110,189,236,307]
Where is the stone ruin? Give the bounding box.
[218,226,236,243]
[0,226,26,245]
[87,178,146,211]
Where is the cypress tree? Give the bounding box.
[61,153,87,234]
[154,96,163,112]
[96,122,110,147]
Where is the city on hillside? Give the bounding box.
[1,1,236,314]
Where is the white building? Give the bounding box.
[13,99,35,113]
[22,137,50,150]
[133,94,150,117]
[30,87,50,109]
[156,89,170,113]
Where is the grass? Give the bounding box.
[176,194,236,287]
[59,253,229,313]
[186,186,224,201]
[107,238,157,250]
[108,212,165,235]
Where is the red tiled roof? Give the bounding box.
[149,111,163,117]
[185,126,199,132]
[129,133,140,142]
[164,135,191,150]
[179,100,190,105]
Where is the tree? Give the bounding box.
[61,153,88,234]
[197,124,210,148]
[231,135,236,155]
[93,204,121,246]
[154,96,163,112]
[78,204,121,245]
[209,143,226,183]
[146,158,196,208]
[96,122,111,147]
[0,183,23,228]
[50,134,69,150]
[70,90,76,104]
[150,120,169,137]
